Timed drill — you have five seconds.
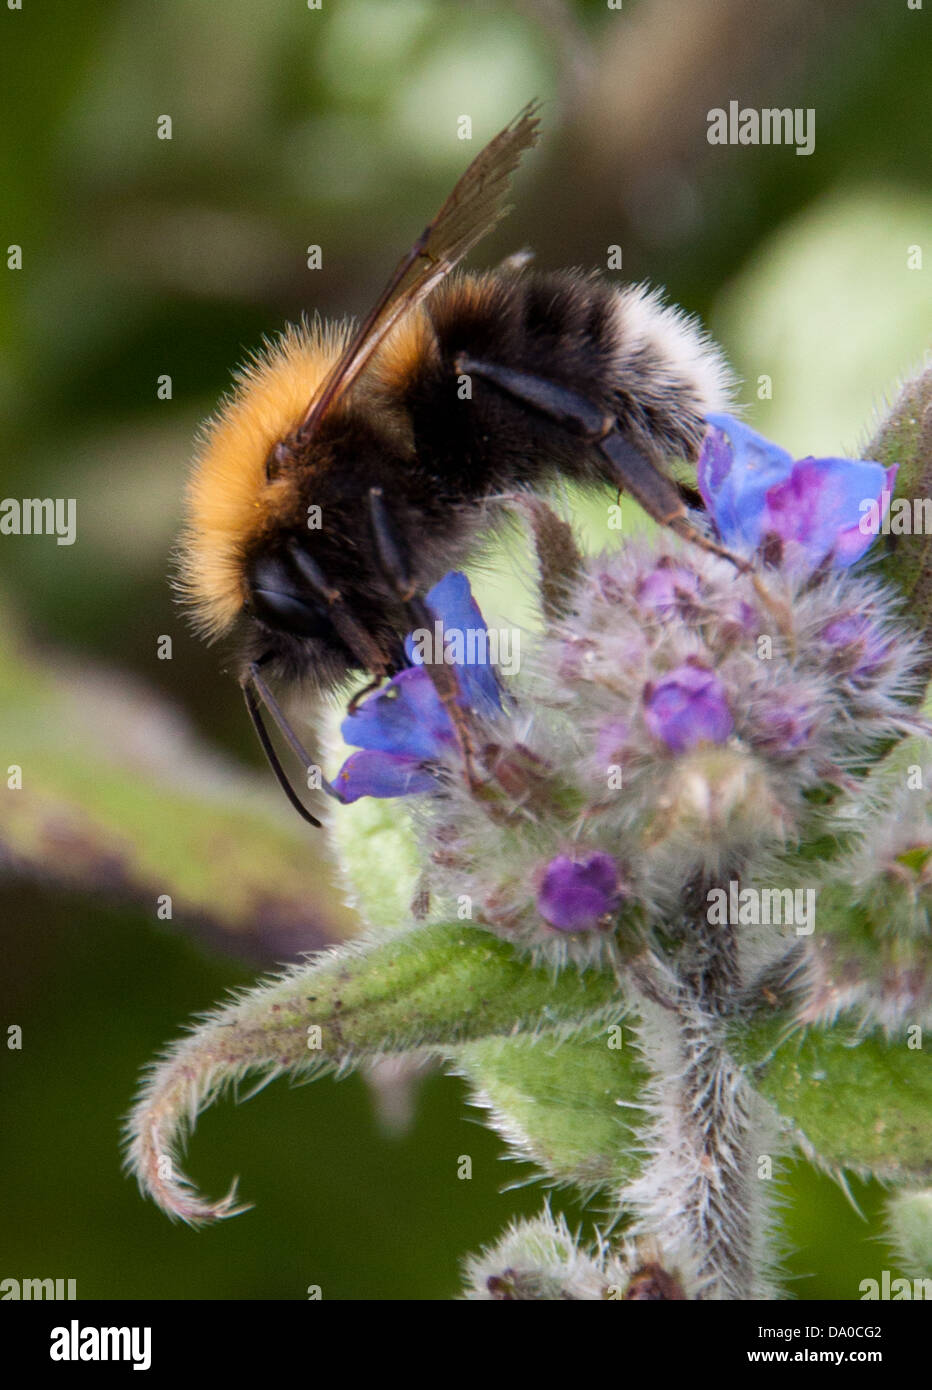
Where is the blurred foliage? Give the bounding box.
[0,593,357,956]
[0,0,928,1299]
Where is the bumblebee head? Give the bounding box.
[177,317,352,644]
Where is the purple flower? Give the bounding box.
[698,414,897,571]
[636,563,702,616]
[753,698,816,753]
[340,665,458,762]
[643,662,734,752]
[334,749,439,802]
[820,613,894,680]
[335,572,500,802]
[596,717,631,764]
[536,853,623,932]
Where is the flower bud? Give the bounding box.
[643,662,734,752]
[646,745,788,882]
[886,1189,932,1278]
[536,852,625,933]
[869,366,932,655]
[798,769,932,1033]
[461,1212,606,1301]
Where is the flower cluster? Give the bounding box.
[126,383,932,1300]
[330,417,923,965]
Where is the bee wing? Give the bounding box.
[296,101,541,439]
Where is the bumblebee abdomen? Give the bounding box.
[405,269,732,497]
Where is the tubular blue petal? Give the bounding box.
[334,750,439,803]
[340,666,455,758]
[700,415,897,572]
[336,573,505,801]
[832,463,897,565]
[762,457,896,569]
[405,570,502,714]
[698,415,795,550]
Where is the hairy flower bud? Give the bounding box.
[643,662,734,752]
[886,1189,932,1279]
[798,755,932,1033]
[461,1210,694,1301]
[461,1211,606,1300]
[536,852,625,932]
[645,744,789,887]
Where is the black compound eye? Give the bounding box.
[246,553,337,642]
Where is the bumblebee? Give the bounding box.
[178,103,734,823]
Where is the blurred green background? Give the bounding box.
[1,0,929,1299]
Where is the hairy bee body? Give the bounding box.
[179,106,734,819]
[409,269,725,489]
[195,267,729,688]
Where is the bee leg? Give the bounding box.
[285,540,394,677]
[366,486,418,602]
[456,354,616,438]
[345,671,387,716]
[367,487,483,789]
[242,657,349,826]
[456,354,753,574]
[598,430,793,634]
[596,430,754,573]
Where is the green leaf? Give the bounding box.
[454,1019,648,1190]
[293,923,622,1054]
[733,1015,932,1182]
[127,921,622,1223]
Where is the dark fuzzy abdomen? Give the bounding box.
[403,271,612,496]
[404,269,721,499]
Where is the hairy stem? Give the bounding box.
[624,904,780,1299]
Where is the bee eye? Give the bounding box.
[247,553,336,641]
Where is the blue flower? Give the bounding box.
[403,570,501,717]
[698,414,897,570]
[334,572,501,803]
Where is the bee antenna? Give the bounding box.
[242,664,344,828]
